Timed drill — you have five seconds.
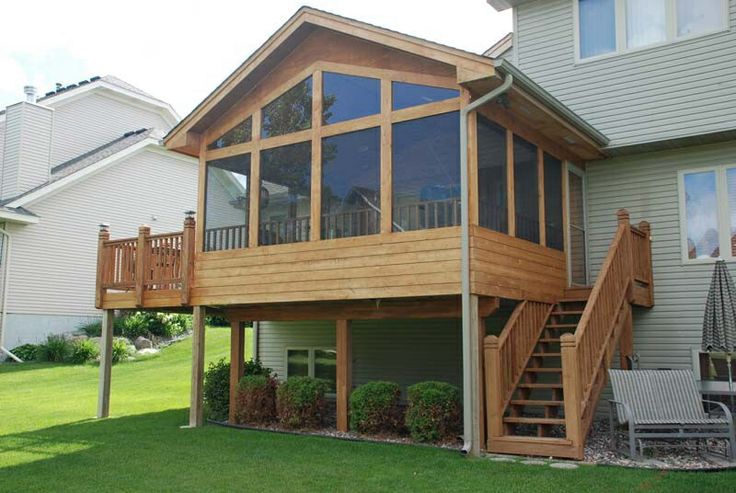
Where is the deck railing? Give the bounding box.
[204,224,248,252]
[96,214,195,308]
[392,197,460,231]
[259,216,310,246]
[321,208,380,239]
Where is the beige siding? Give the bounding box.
[586,141,736,369]
[1,103,53,199]
[514,0,736,147]
[49,93,171,166]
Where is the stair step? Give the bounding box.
[503,417,565,425]
[532,352,561,357]
[517,383,563,389]
[510,399,564,407]
[546,323,577,329]
[551,310,584,316]
[524,367,561,373]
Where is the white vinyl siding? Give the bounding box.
[586,141,736,370]
[514,0,736,147]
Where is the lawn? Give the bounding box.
[1,327,734,492]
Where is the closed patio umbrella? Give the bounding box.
[702,259,736,408]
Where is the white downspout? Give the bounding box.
[0,227,21,362]
[460,73,513,455]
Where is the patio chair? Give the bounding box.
[608,369,736,460]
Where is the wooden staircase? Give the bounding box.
[484,210,653,459]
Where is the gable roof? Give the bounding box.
[484,32,513,58]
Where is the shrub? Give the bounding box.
[405,381,461,442]
[9,343,37,361]
[204,358,273,421]
[69,339,99,364]
[77,318,124,337]
[112,338,132,364]
[276,376,329,429]
[243,359,272,377]
[236,374,278,425]
[350,381,403,434]
[35,335,72,363]
[205,314,230,327]
[121,312,192,340]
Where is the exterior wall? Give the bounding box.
[585,140,736,370]
[3,147,197,346]
[257,319,462,397]
[0,119,5,171]
[48,93,171,167]
[513,0,736,147]
[1,103,53,199]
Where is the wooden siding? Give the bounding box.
[470,225,566,302]
[514,0,736,147]
[586,141,736,370]
[191,227,462,305]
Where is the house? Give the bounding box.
[0,76,197,351]
[93,7,656,459]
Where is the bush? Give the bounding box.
[205,314,230,327]
[204,358,273,421]
[405,381,461,442]
[112,338,132,364]
[236,374,278,425]
[35,335,72,362]
[69,339,99,364]
[276,376,329,429]
[77,318,124,337]
[9,343,37,361]
[121,312,192,340]
[350,381,403,434]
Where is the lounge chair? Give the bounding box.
[608,369,735,459]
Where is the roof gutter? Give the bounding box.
[493,59,609,147]
[459,73,514,457]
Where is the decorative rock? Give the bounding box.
[137,348,159,356]
[134,336,153,350]
[550,462,579,470]
[487,456,516,462]
[521,460,547,465]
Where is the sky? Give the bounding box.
[0,0,511,117]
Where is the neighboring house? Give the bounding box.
[0,76,197,349]
[487,0,736,395]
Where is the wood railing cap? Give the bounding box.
[484,334,499,348]
[616,209,630,225]
[560,332,576,347]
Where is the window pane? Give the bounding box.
[287,350,310,378]
[204,154,250,251]
[626,0,666,49]
[677,0,724,37]
[392,82,460,111]
[728,169,736,258]
[514,135,539,244]
[477,114,507,233]
[259,142,311,246]
[322,72,380,125]
[683,171,719,259]
[543,153,564,251]
[321,127,381,239]
[314,349,337,393]
[579,0,617,58]
[261,77,312,139]
[208,116,252,150]
[392,112,460,232]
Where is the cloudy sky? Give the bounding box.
[0,0,511,117]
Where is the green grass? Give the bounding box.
[1,327,734,492]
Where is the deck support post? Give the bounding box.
[336,319,352,432]
[189,306,206,427]
[619,305,634,370]
[97,309,114,418]
[135,225,151,307]
[95,224,110,309]
[468,294,483,456]
[229,320,245,424]
[561,333,584,459]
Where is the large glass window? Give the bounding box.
[287,349,310,378]
[626,0,666,49]
[314,349,337,393]
[207,116,252,150]
[286,348,336,393]
[261,77,313,139]
[544,154,564,251]
[513,135,539,244]
[677,0,725,37]
[579,0,617,59]
[321,127,381,239]
[392,111,460,232]
[392,82,459,111]
[682,170,720,260]
[204,154,251,251]
[477,114,507,233]
[259,142,311,245]
[322,72,380,125]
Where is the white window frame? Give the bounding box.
[573,0,730,64]
[284,347,337,394]
[677,165,736,264]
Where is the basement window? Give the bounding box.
[286,348,337,393]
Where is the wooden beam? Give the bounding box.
[95,225,110,309]
[537,148,546,247]
[311,69,323,242]
[336,319,352,432]
[135,225,150,307]
[469,294,482,456]
[97,309,114,418]
[195,139,207,255]
[229,321,245,424]
[506,130,515,237]
[380,79,392,234]
[466,93,479,227]
[248,115,261,248]
[189,306,206,427]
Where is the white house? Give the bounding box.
[0,75,197,352]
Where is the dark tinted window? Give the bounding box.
[392,82,459,111]
[259,141,311,245]
[392,111,460,232]
[543,153,564,251]
[261,77,312,139]
[513,135,539,243]
[207,116,252,150]
[477,114,507,233]
[321,127,381,239]
[204,154,251,251]
[322,72,380,125]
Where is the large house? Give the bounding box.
[0,76,197,351]
[92,3,733,459]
